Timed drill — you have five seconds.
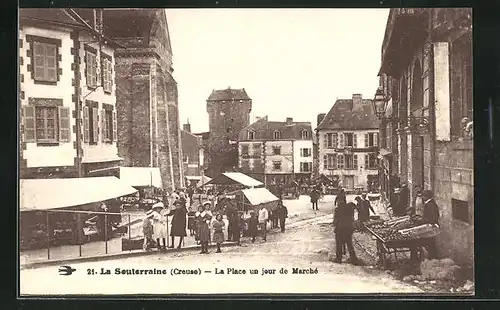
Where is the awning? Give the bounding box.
[20,177,138,212]
[185,176,202,181]
[379,148,392,157]
[203,172,263,188]
[197,175,212,188]
[119,167,162,188]
[240,188,279,206]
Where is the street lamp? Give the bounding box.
[372,87,387,119]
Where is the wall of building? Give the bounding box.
[238,141,264,172]
[293,140,313,173]
[264,141,293,174]
[434,140,473,266]
[20,25,77,169]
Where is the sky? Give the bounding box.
[165,9,389,134]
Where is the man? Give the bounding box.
[413,185,424,217]
[422,189,439,259]
[333,202,359,264]
[396,182,410,216]
[310,187,320,211]
[225,199,236,242]
[334,188,346,207]
[277,200,288,233]
[258,205,269,242]
[360,194,376,222]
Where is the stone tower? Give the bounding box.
[102,9,184,190]
[205,87,252,176]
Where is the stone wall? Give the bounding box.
[434,140,473,266]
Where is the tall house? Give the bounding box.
[102,9,184,190]
[181,122,204,177]
[205,87,252,177]
[238,116,313,185]
[377,8,473,265]
[316,94,379,192]
[19,9,122,179]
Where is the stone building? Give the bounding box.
[205,87,252,177]
[101,8,184,191]
[316,94,380,193]
[376,8,473,265]
[19,9,122,179]
[238,116,313,185]
[181,122,204,177]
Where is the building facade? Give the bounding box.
[181,123,204,177]
[102,8,184,190]
[377,8,473,265]
[19,9,122,179]
[316,94,379,192]
[238,116,313,185]
[204,87,252,177]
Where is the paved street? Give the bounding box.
[20,196,421,294]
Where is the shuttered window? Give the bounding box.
[22,105,70,143]
[33,42,57,82]
[337,154,344,169]
[103,57,113,93]
[102,109,113,142]
[353,134,357,148]
[58,107,70,142]
[323,155,328,169]
[92,107,99,143]
[35,106,58,142]
[373,133,378,146]
[353,154,358,169]
[83,106,90,143]
[364,134,368,148]
[22,106,36,142]
[339,133,344,148]
[112,110,117,141]
[364,153,369,169]
[86,51,98,88]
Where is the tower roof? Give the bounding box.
[207,87,251,101]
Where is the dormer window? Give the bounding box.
[248,131,255,140]
[273,130,281,140]
[301,130,309,140]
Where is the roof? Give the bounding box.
[119,167,163,188]
[239,116,313,141]
[207,88,251,101]
[197,176,212,187]
[203,172,263,188]
[20,177,137,212]
[19,8,87,28]
[316,98,379,131]
[240,188,279,206]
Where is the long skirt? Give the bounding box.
[198,222,211,243]
[213,230,224,244]
[153,222,168,239]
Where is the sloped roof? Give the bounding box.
[316,98,379,131]
[19,9,87,28]
[239,116,312,141]
[207,88,251,101]
[203,172,263,188]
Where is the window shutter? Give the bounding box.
[353,134,357,148]
[364,153,369,168]
[92,107,99,143]
[93,54,98,87]
[112,110,117,141]
[323,133,328,148]
[23,106,36,142]
[354,155,358,169]
[364,134,368,148]
[83,106,90,143]
[339,133,344,148]
[101,109,106,141]
[333,154,337,169]
[58,107,71,142]
[86,52,91,86]
[374,133,378,146]
[333,133,338,148]
[323,155,327,169]
[33,43,45,80]
[45,45,57,82]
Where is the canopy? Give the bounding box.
[203,172,263,188]
[20,177,138,212]
[240,188,279,206]
[197,175,212,188]
[119,167,162,188]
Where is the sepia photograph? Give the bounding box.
[18,8,473,295]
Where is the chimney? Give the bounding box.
[317,113,326,126]
[352,93,363,110]
[286,117,293,125]
[183,123,191,133]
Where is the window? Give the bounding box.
[252,143,261,156]
[22,102,70,144]
[248,131,255,140]
[102,57,113,93]
[324,133,338,149]
[102,109,113,142]
[274,130,281,140]
[183,156,189,163]
[323,154,336,170]
[364,153,378,169]
[272,146,281,155]
[301,130,309,139]
[85,49,98,88]
[364,133,379,147]
[273,161,282,171]
[452,199,470,223]
[241,145,249,156]
[344,133,357,147]
[240,159,250,170]
[337,154,344,169]
[32,42,57,83]
[300,162,312,172]
[300,148,311,157]
[344,154,357,169]
[83,103,99,144]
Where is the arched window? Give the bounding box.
[301,130,309,140]
[273,130,281,140]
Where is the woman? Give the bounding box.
[151,202,168,251]
[167,200,187,249]
[212,213,225,253]
[198,202,213,254]
[187,206,196,236]
[142,210,154,251]
[194,205,204,244]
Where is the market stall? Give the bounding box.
[119,167,164,210]
[201,172,264,191]
[363,215,440,269]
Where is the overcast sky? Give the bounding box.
[165,9,389,134]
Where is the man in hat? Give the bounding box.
[333,201,359,264]
[421,189,439,259]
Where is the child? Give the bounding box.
[212,213,225,253]
[187,206,196,236]
[142,210,154,251]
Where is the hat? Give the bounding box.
[422,190,434,199]
[145,209,155,218]
[202,201,212,207]
[151,202,165,209]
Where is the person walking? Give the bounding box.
[167,200,187,249]
[277,200,288,233]
[198,202,213,254]
[310,187,320,211]
[258,205,269,242]
[333,201,359,264]
[151,202,168,252]
[334,188,347,207]
[212,213,225,253]
[142,210,154,251]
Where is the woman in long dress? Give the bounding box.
[167,200,187,249]
[212,213,225,253]
[151,203,168,252]
[198,202,213,254]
